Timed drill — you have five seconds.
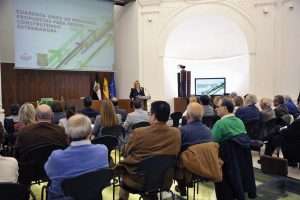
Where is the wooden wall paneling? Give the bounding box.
[1,63,114,115]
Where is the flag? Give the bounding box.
[109,74,116,98]
[103,77,110,99]
[93,80,101,100]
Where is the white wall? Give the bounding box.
[163,15,250,101]
[114,3,139,98]
[116,0,300,104]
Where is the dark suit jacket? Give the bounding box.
[15,122,68,160]
[129,88,145,100]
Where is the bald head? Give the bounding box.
[36,104,53,122]
[66,114,92,140]
[186,102,204,122]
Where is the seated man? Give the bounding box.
[112,97,128,122]
[180,102,213,151]
[235,94,261,123]
[212,97,247,143]
[177,102,215,194]
[123,99,149,132]
[80,96,99,121]
[15,104,68,160]
[0,125,18,183]
[45,114,109,199]
[118,101,181,200]
[273,95,290,125]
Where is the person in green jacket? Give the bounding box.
[212,97,247,143]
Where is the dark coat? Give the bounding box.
[215,134,256,200]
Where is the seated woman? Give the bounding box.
[14,103,36,132]
[92,100,122,138]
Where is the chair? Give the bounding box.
[18,143,65,200]
[62,168,113,200]
[101,125,125,139]
[121,155,177,200]
[92,136,119,165]
[170,112,182,127]
[132,121,150,130]
[202,115,219,128]
[244,119,263,140]
[0,183,30,200]
[4,118,15,145]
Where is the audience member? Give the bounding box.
[176,103,215,195]
[182,96,198,117]
[259,98,276,122]
[80,96,99,121]
[233,96,244,112]
[5,104,20,123]
[92,100,121,137]
[229,92,238,98]
[112,97,128,122]
[212,98,247,142]
[58,106,76,130]
[273,95,291,125]
[0,134,18,183]
[235,94,260,123]
[118,101,181,200]
[51,101,66,124]
[180,102,212,151]
[45,114,109,199]
[273,95,289,118]
[284,95,300,118]
[123,99,149,132]
[199,95,215,117]
[15,104,68,160]
[14,103,36,132]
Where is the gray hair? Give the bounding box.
[244,94,257,106]
[66,114,92,140]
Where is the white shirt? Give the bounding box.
[0,155,19,183]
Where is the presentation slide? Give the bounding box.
[14,0,114,71]
[195,78,225,95]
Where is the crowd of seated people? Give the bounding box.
[0,92,299,200]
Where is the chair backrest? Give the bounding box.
[19,143,65,183]
[92,136,118,155]
[4,118,15,134]
[202,115,219,128]
[170,112,182,127]
[131,121,150,130]
[244,119,263,140]
[137,155,177,193]
[62,168,113,200]
[0,183,30,200]
[101,125,125,138]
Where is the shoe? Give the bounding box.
[175,185,187,196]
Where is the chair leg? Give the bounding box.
[30,189,37,200]
[193,182,196,200]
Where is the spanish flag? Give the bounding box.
[103,78,110,99]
